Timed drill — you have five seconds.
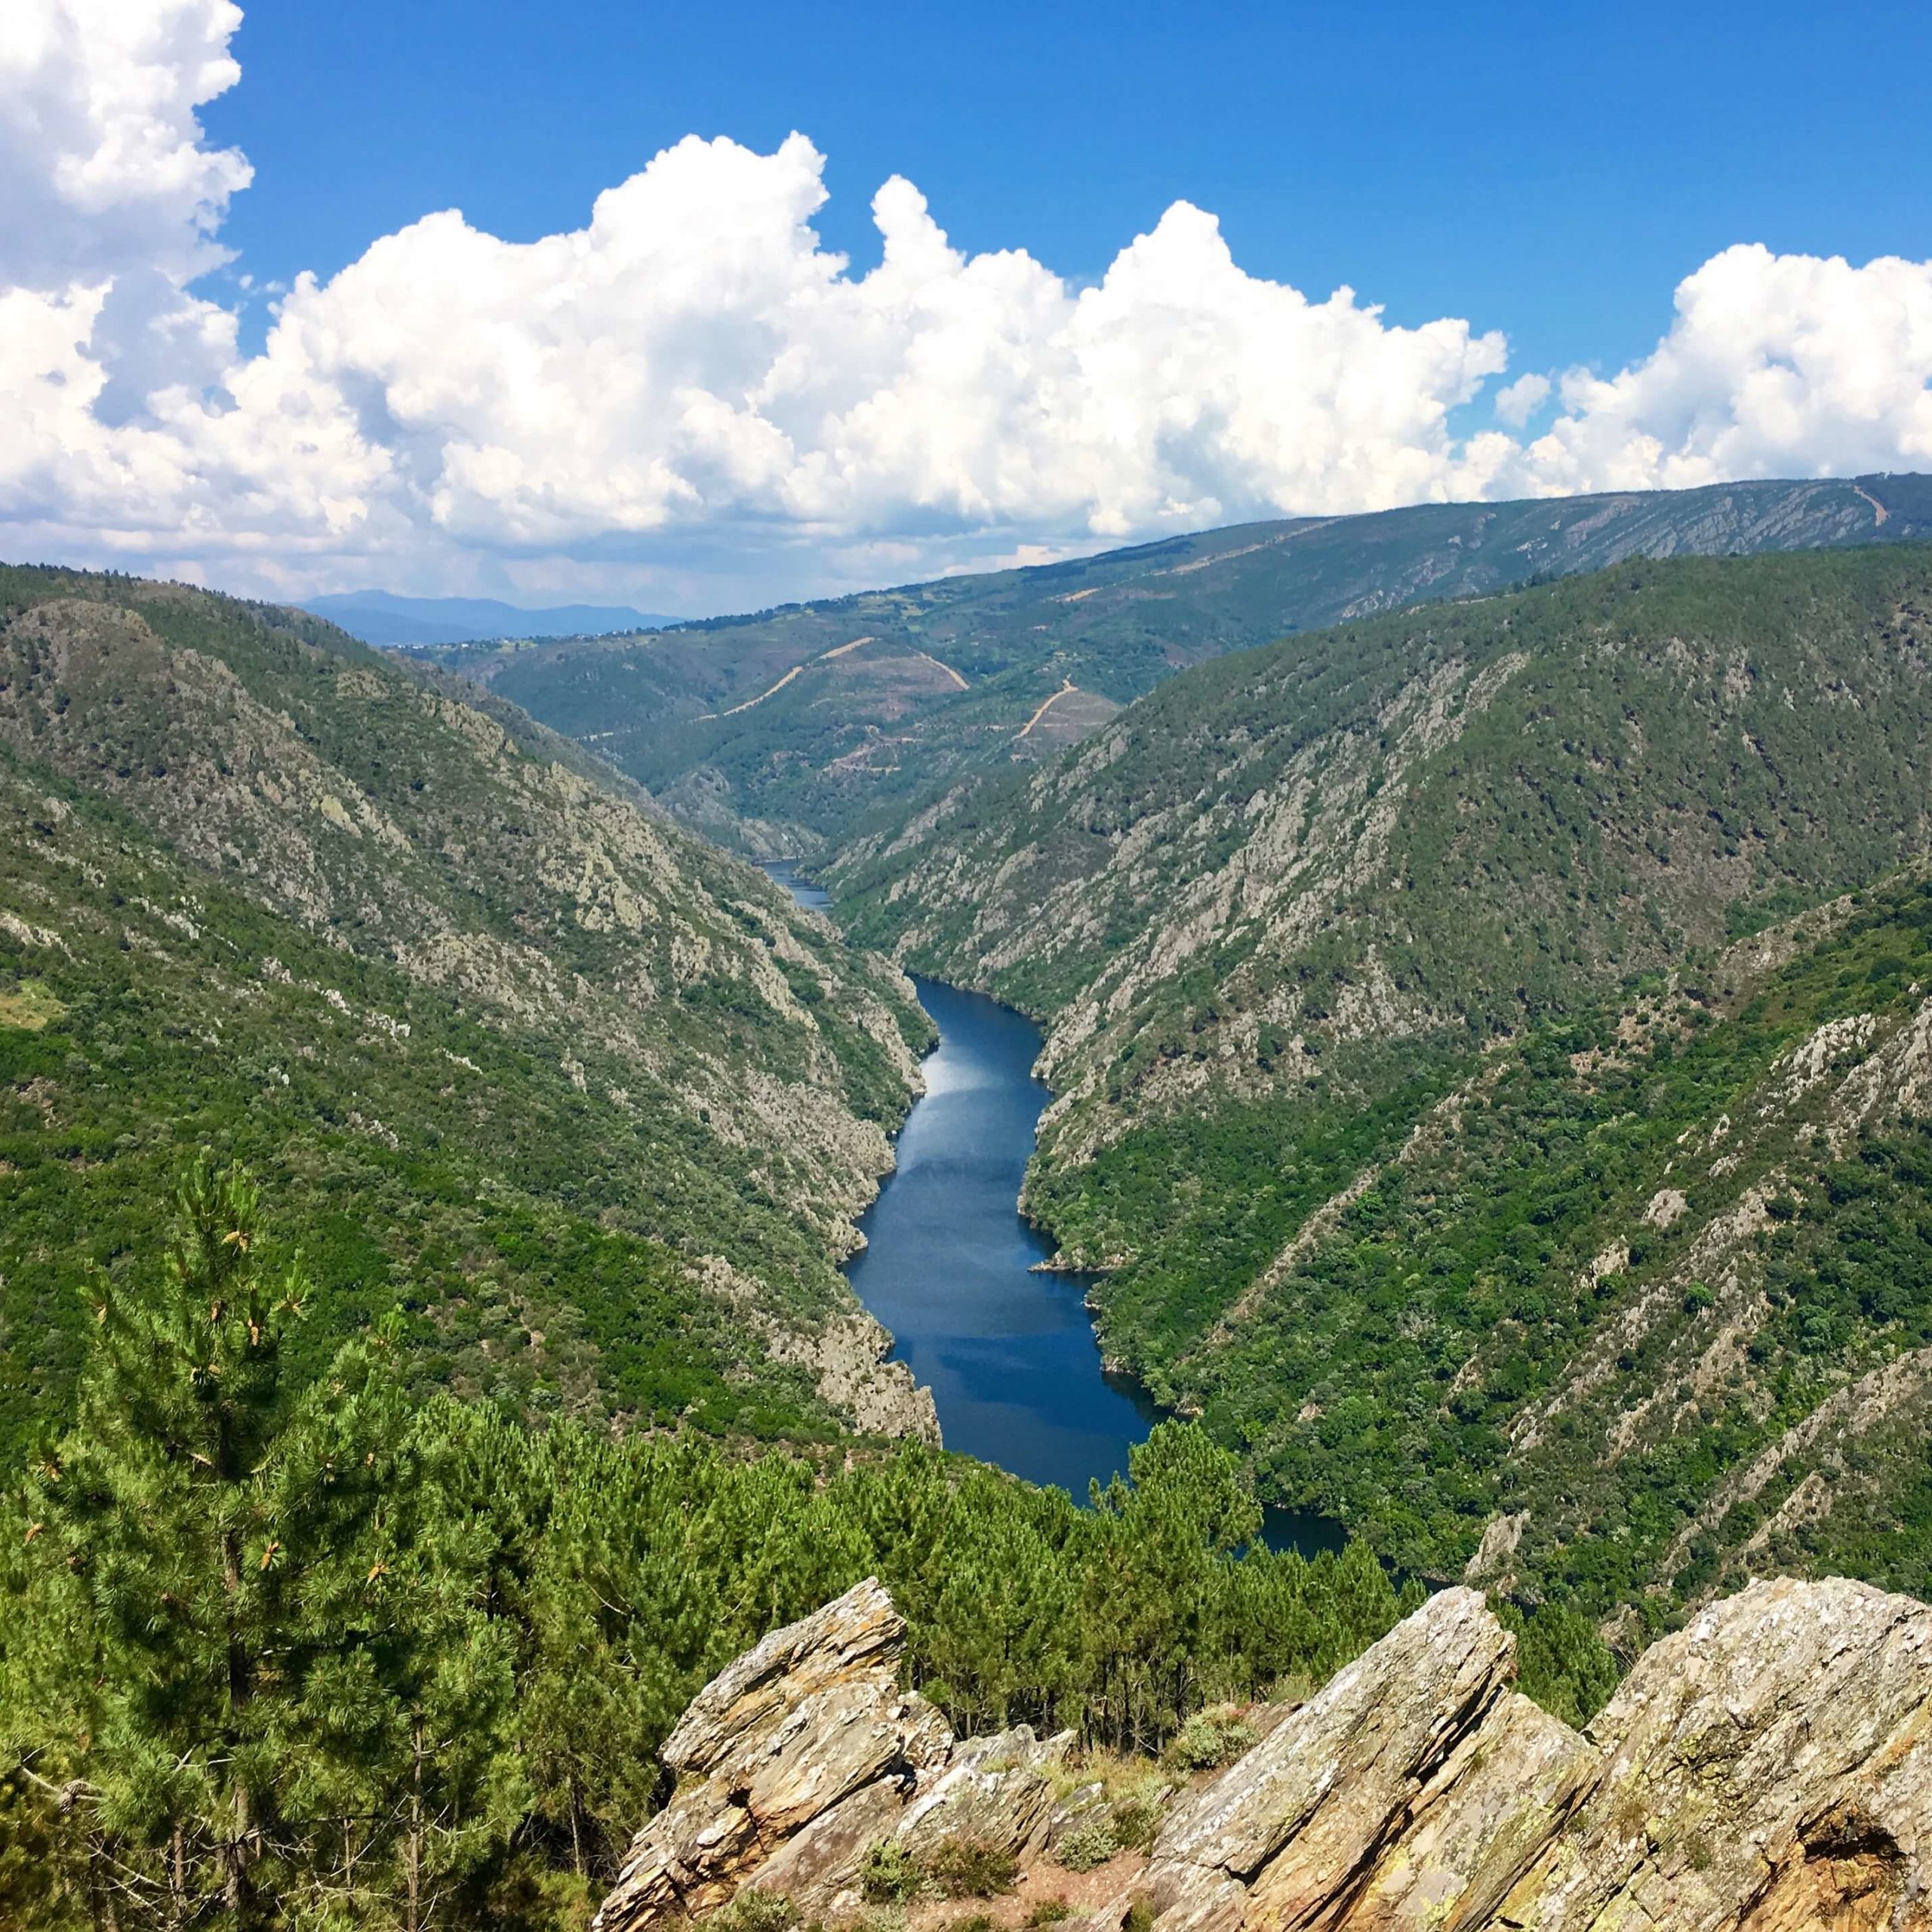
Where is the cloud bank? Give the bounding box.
[4,0,1931,610]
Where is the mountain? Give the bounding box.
[0,562,935,1461]
[826,543,1932,1612]
[417,474,1932,857]
[300,589,685,646]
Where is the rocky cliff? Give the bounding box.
[596,1574,1932,1932]
[591,1579,1069,1930]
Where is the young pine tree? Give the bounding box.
[2,1159,520,1930]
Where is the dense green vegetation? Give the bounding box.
[0,755,860,1456]
[0,567,932,1461]
[0,1168,1422,1930]
[432,474,1932,854]
[1121,873,1932,1623]
[829,543,1932,1626]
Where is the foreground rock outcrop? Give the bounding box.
[597,1573,1932,1932]
[590,1579,1069,1931]
[1136,1576,1932,1932]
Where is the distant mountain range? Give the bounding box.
[406,473,1932,857]
[298,589,687,647]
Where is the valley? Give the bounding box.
[8,512,1932,1925]
[12,8,1932,1923]
[828,540,1932,1628]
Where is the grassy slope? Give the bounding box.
[826,543,1932,1625]
[0,567,931,1462]
[435,475,1932,854]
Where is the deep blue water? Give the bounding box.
[763,863,1343,1552]
[851,972,1161,1494]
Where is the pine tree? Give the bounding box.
[10,1158,308,1926]
[2,1159,522,1928]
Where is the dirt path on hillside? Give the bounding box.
[1017,678,1077,737]
[1852,484,1891,526]
[914,650,969,691]
[700,637,881,718]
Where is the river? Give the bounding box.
[766,863,1343,1549]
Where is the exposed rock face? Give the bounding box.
[1499,1575,1932,1931]
[1133,1577,1932,1932]
[595,1575,1932,1932]
[591,1579,1067,1932]
[1141,1587,1526,1932]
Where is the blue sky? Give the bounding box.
[6,0,1931,611]
[202,0,1931,375]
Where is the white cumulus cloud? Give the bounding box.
[1494,371,1551,428]
[1,2,1929,610]
[1515,244,1932,494]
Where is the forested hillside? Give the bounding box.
[829,545,1932,1612]
[0,566,934,1460]
[0,1168,1418,1928]
[424,475,1932,855]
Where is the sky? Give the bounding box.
[4,0,1930,616]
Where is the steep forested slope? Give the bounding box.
[428,474,1931,854]
[829,545,1932,1617]
[0,566,933,1460]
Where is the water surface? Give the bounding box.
[764,862,1343,1549]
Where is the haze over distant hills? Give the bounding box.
[300,588,688,648]
[414,474,1932,857]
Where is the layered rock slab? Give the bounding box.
[595,1574,1932,1932]
[1500,1574,1932,1930]
[1134,1577,1932,1932]
[591,1577,1067,1932]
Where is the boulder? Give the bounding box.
[1326,1690,1596,1930]
[1498,1574,1932,1930]
[895,1724,1072,1860]
[1141,1587,1515,1932]
[591,1579,951,1931]
[593,1579,1071,1932]
[1118,1577,1932,1932]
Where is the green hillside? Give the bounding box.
[423,474,1931,855]
[827,543,1932,1617]
[0,566,933,1463]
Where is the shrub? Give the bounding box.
[1055,1817,1118,1874]
[710,1891,801,1932]
[860,1842,926,1905]
[1124,1900,1155,1932]
[1167,1709,1257,1772]
[1107,1795,1164,1856]
[924,1840,1019,1900]
[1026,1900,1072,1928]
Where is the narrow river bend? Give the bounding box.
[767,865,1343,1549]
[851,971,1161,1494]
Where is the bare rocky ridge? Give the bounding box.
[596,1576,1932,1932]
[451,474,1932,858]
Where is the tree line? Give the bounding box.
[1,1163,1420,1930]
